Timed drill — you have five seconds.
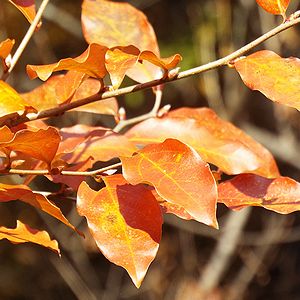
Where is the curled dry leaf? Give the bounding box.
[0,220,60,255]
[22,75,118,115]
[8,0,38,25]
[27,43,108,81]
[256,0,290,16]
[0,127,60,166]
[0,80,36,124]
[218,174,300,214]
[77,175,162,288]
[0,183,80,235]
[126,107,279,178]
[234,50,300,111]
[121,138,218,228]
[106,45,182,89]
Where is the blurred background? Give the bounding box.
[1,0,300,299]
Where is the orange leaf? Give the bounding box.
[256,0,290,16]
[0,183,80,234]
[0,38,15,59]
[0,220,60,255]
[106,46,182,89]
[60,126,136,164]
[218,174,300,214]
[0,80,36,123]
[82,0,172,83]
[126,107,279,178]
[235,50,300,111]
[0,127,60,165]
[82,0,159,54]
[8,0,38,24]
[0,126,14,143]
[26,43,108,81]
[121,139,218,228]
[22,75,118,115]
[77,175,162,288]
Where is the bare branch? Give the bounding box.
[3,13,299,128]
[1,0,50,81]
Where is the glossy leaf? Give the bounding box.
[235,51,300,111]
[0,38,15,59]
[0,80,36,122]
[0,127,60,165]
[77,175,162,288]
[256,0,290,16]
[106,46,182,89]
[218,174,300,214]
[0,220,60,255]
[0,183,79,234]
[27,43,108,81]
[126,107,279,177]
[8,0,37,24]
[121,139,218,227]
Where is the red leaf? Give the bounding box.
[235,51,300,111]
[77,175,162,288]
[27,43,108,81]
[126,107,279,177]
[0,183,80,234]
[0,220,60,255]
[218,174,300,214]
[256,0,290,16]
[121,139,218,228]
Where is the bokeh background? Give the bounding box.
[1,0,300,299]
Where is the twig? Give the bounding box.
[197,208,252,294]
[4,13,300,127]
[113,88,163,132]
[1,0,50,81]
[3,162,122,177]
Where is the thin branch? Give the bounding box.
[1,0,50,81]
[113,88,163,132]
[3,162,122,177]
[4,13,300,128]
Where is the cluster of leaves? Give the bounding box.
[0,0,300,288]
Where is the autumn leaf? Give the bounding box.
[126,107,279,178]
[0,220,60,255]
[106,46,182,89]
[0,38,14,60]
[8,0,38,25]
[60,126,137,164]
[82,0,179,83]
[0,183,80,235]
[0,127,60,166]
[234,50,300,111]
[218,174,300,214]
[121,139,218,228]
[256,0,290,17]
[22,75,118,115]
[77,175,162,288]
[27,43,108,81]
[0,80,36,124]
